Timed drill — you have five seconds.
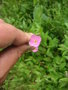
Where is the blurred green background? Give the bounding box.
[0,0,68,90]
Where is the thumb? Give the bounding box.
[24,32,33,42]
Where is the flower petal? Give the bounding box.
[29,34,41,47]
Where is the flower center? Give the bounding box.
[34,40,37,44]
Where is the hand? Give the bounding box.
[0,19,33,84]
[0,19,33,48]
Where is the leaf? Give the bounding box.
[59,78,68,88]
[33,5,43,24]
[49,38,58,48]
[46,48,54,58]
[41,32,49,47]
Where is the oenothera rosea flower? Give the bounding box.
[29,34,41,52]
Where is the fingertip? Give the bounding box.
[25,32,33,42]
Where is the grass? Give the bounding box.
[0,0,68,90]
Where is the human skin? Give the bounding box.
[0,19,33,84]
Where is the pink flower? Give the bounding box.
[29,35,41,52]
[29,35,41,47]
